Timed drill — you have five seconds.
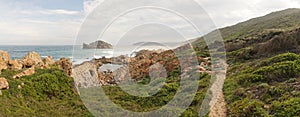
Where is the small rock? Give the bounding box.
[0,78,9,89]
[264,104,270,109]
[13,66,35,79]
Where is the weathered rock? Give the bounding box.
[72,62,100,88]
[8,59,23,70]
[22,52,44,68]
[0,50,10,62]
[43,56,55,68]
[56,58,72,76]
[13,66,35,79]
[0,50,10,74]
[0,78,9,89]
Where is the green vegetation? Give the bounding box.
[0,66,213,116]
[0,68,93,117]
[79,73,212,116]
[224,53,300,116]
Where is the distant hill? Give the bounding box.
[83,40,113,49]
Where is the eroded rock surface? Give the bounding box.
[22,51,44,68]
[0,78,9,89]
[72,62,100,88]
[8,60,23,70]
[0,50,10,74]
[13,66,35,79]
[56,58,72,76]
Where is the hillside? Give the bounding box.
[192,8,300,57]
[190,8,300,116]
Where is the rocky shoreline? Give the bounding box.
[72,48,213,88]
[0,47,213,94]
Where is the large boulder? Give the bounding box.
[0,78,9,89]
[56,58,72,76]
[22,52,44,68]
[72,62,100,88]
[0,50,10,74]
[43,56,55,68]
[13,66,35,79]
[8,60,23,70]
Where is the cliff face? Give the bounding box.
[83,40,113,49]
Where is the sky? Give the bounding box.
[0,0,300,45]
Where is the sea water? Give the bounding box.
[0,44,181,65]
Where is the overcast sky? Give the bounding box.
[0,0,300,45]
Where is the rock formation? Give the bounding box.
[0,78,9,89]
[83,40,113,49]
[56,58,72,76]
[8,60,23,70]
[13,66,35,79]
[72,62,100,88]
[22,51,44,68]
[43,56,55,68]
[0,50,10,74]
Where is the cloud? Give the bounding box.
[0,0,300,45]
[0,1,82,45]
[21,9,80,15]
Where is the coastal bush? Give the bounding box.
[259,53,300,66]
[224,52,300,116]
[271,98,300,116]
[253,61,300,82]
[230,98,269,117]
[0,68,92,116]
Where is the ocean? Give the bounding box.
[0,44,181,65]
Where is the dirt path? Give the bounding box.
[208,63,228,117]
[209,93,227,117]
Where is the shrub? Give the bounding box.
[253,61,300,82]
[271,98,300,116]
[230,98,269,117]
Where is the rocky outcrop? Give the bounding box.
[0,78,9,89]
[0,50,10,74]
[56,58,72,76]
[83,40,113,49]
[72,62,100,88]
[13,66,35,79]
[22,52,44,68]
[8,60,23,70]
[43,56,55,68]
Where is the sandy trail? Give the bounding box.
[208,63,228,117]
